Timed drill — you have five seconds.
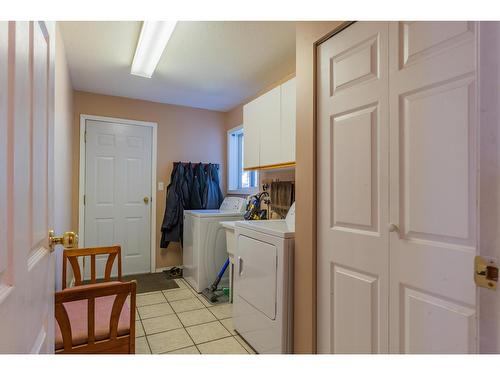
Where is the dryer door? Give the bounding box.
[236,234,277,320]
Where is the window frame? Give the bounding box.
[227,125,259,195]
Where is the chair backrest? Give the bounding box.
[55,280,136,354]
[62,246,122,290]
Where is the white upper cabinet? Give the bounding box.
[243,77,296,169]
[280,78,296,163]
[243,96,261,169]
[258,86,281,167]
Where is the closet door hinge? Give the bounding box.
[83,194,86,205]
[84,130,87,143]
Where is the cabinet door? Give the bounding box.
[258,86,281,167]
[280,78,296,163]
[243,100,260,169]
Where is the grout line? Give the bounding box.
[165,293,197,353]
[136,282,178,354]
[138,277,248,355]
[160,342,197,354]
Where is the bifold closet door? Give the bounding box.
[317,22,390,354]
[388,22,478,353]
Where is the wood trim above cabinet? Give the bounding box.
[244,161,296,171]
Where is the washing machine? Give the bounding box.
[233,203,295,354]
[183,197,247,293]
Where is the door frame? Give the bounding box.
[78,114,158,273]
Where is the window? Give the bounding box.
[227,126,258,194]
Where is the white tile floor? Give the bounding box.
[135,278,256,354]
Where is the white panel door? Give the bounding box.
[389,21,478,353]
[85,120,152,276]
[280,78,296,163]
[0,21,56,353]
[317,22,390,353]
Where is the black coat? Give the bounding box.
[160,164,185,248]
[189,163,204,209]
[204,164,223,209]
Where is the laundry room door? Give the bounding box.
[388,21,479,354]
[0,21,56,353]
[317,22,390,353]
[84,118,153,276]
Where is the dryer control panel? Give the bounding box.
[219,197,247,212]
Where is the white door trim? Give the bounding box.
[78,114,158,273]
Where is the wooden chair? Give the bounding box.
[62,245,123,289]
[55,246,136,354]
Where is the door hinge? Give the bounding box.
[83,194,86,205]
[84,130,87,143]
[474,256,498,290]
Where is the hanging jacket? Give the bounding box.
[189,163,204,209]
[211,164,224,205]
[200,163,209,209]
[160,163,185,248]
[180,162,192,207]
[204,164,223,209]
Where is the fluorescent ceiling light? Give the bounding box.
[131,21,177,78]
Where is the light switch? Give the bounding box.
[158,182,164,191]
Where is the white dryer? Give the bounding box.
[183,197,247,293]
[233,204,295,354]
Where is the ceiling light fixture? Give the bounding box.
[131,21,177,78]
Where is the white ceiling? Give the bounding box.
[59,21,296,112]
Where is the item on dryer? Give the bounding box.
[244,191,269,220]
[270,181,295,218]
[201,258,230,303]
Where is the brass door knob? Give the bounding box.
[143,196,150,204]
[48,230,78,252]
[388,223,400,233]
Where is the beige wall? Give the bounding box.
[54,25,75,290]
[295,21,346,353]
[72,92,226,269]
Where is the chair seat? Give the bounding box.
[55,285,130,350]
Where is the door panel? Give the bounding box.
[0,21,55,353]
[401,287,476,353]
[389,21,478,353]
[317,22,390,353]
[332,265,379,353]
[332,104,378,231]
[400,21,474,68]
[85,120,152,276]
